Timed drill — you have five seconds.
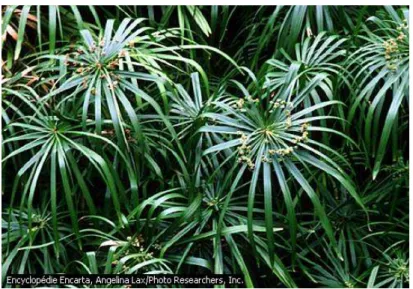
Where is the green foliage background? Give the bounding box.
[1,5,409,288]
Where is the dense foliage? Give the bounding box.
[1,5,409,288]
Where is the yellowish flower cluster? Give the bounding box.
[283,109,292,129]
[383,38,399,59]
[236,131,255,169]
[397,32,406,41]
[275,147,294,156]
[262,146,294,162]
[232,102,311,165]
[383,20,408,71]
[260,122,310,161]
[285,116,292,129]
[126,235,144,247]
[235,98,245,110]
[237,155,255,170]
[237,131,248,147]
[233,95,260,111]
[291,122,310,144]
[269,99,294,128]
[261,155,271,163]
[397,20,409,32]
[237,144,251,155]
[262,146,294,161]
[301,122,310,132]
[269,99,293,112]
